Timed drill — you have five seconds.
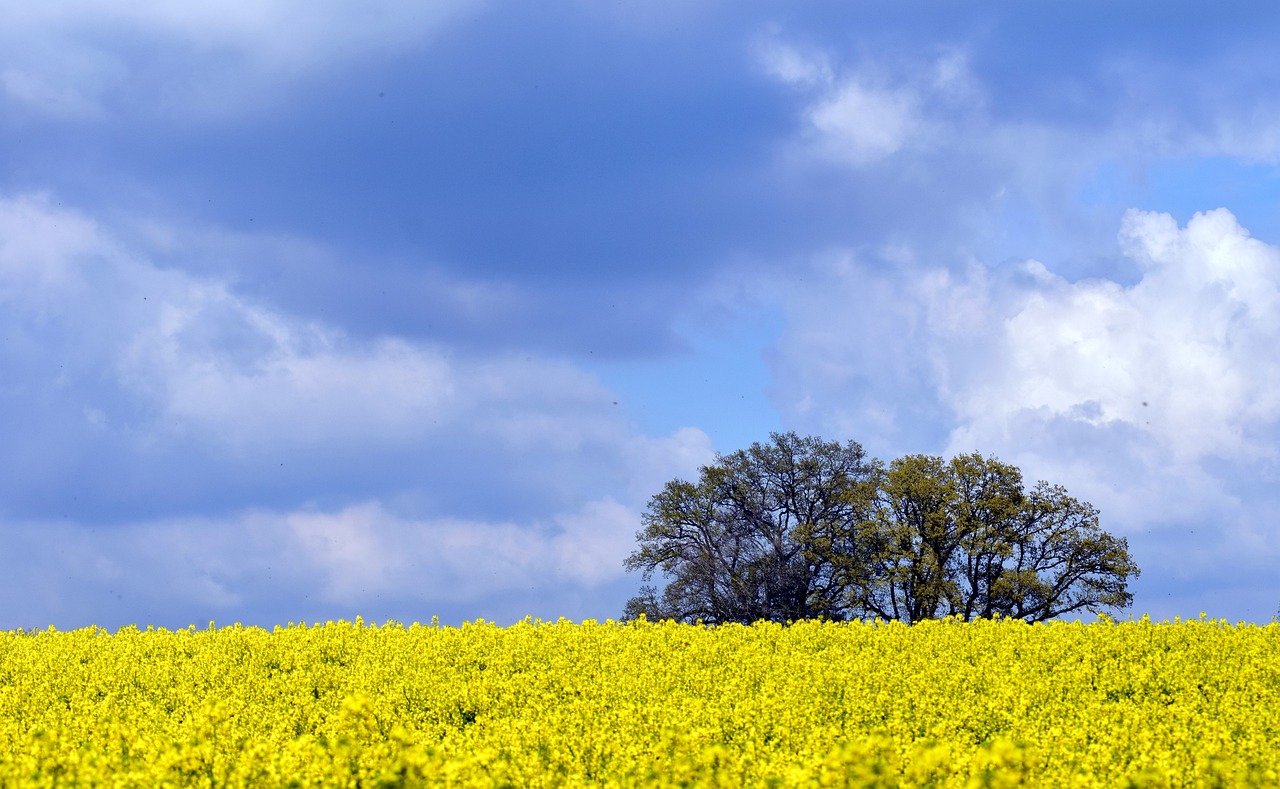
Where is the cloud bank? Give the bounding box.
[0,193,714,628]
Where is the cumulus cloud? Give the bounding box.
[953,208,1280,465]
[765,209,1280,617]
[773,207,1280,476]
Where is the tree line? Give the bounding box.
[624,432,1138,625]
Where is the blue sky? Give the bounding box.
[3,1,1280,629]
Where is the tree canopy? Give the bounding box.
[624,432,1139,624]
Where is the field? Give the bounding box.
[0,616,1276,787]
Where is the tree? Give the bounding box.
[623,432,877,625]
[850,453,1139,623]
[624,437,1140,624]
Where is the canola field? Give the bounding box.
[0,616,1276,788]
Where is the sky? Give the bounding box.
[2,1,1279,630]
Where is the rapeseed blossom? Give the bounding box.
[0,616,1275,787]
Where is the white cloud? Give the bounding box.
[756,37,833,88]
[954,208,1280,466]
[764,209,1280,615]
[283,495,641,602]
[757,210,1280,625]
[770,209,1280,468]
[268,449,706,607]
[0,192,107,298]
[622,426,715,504]
[805,81,922,166]
[121,291,461,450]
[757,37,970,168]
[763,249,991,455]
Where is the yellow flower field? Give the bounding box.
[0,616,1275,787]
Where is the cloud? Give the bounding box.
[288,497,639,603]
[771,207,1280,475]
[0,0,477,118]
[756,37,834,88]
[111,274,465,453]
[804,81,923,166]
[0,494,644,629]
[0,67,104,119]
[752,26,1280,285]
[0,192,109,297]
[0,192,715,626]
[622,427,715,504]
[952,208,1280,466]
[88,1,472,64]
[0,194,617,457]
[759,40,927,166]
[0,198,719,491]
[753,36,1280,475]
[763,248,989,456]
[764,209,1280,618]
[1095,53,1280,166]
[758,36,981,168]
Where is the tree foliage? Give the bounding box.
[624,432,1139,624]
[623,433,875,625]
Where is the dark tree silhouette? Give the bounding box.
[625,436,1139,624]
[623,432,876,624]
